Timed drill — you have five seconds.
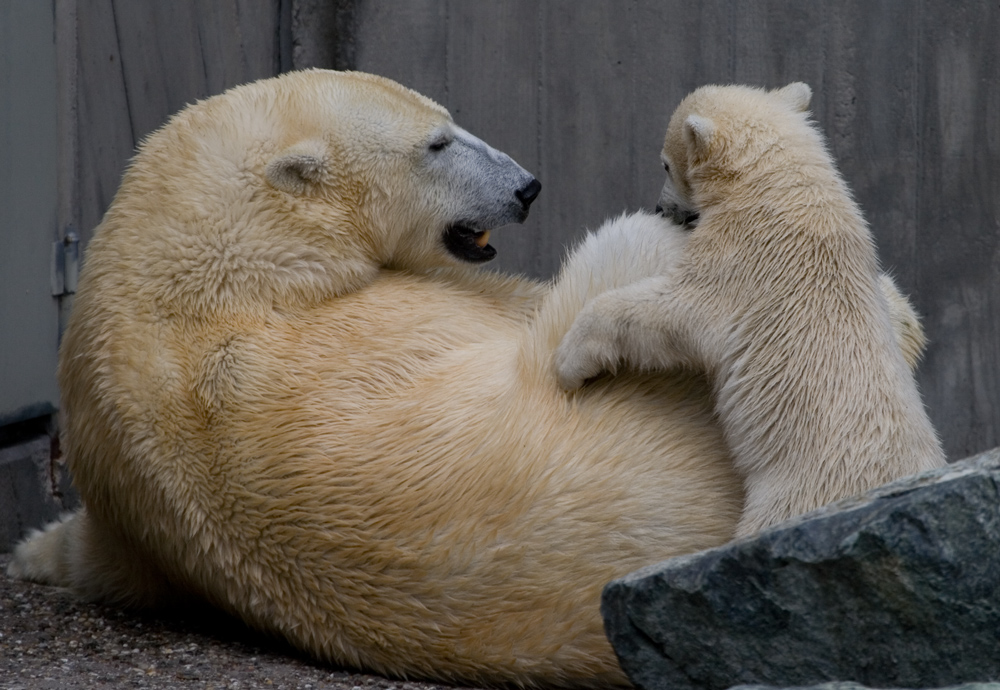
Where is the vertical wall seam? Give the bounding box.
[229,0,248,77]
[914,0,924,300]
[194,13,210,91]
[56,0,80,239]
[535,1,545,277]
[729,1,736,80]
[55,0,81,341]
[107,0,136,149]
[631,0,639,209]
[444,0,450,107]
[277,0,293,72]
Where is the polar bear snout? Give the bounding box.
[516,177,542,209]
[451,131,540,224]
[430,128,541,263]
[440,175,539,264]
[656,169,699,228]
[506,175,542,224]
[656,203,700,228]
[673,207,700,228]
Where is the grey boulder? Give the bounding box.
[731,684,1000,690]
[602,447,1000,690]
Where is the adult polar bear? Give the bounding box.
[10,70,925,688]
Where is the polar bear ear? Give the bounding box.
[684,115,715,156]
[774,82,812,112]
[265,141,328,194]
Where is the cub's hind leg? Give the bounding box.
[878,274,927,371]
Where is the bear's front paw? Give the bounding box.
[554,313,619,391]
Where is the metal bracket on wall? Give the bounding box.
[50,230,79,297]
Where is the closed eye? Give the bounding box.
[429,137,451,152]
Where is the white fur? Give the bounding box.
[557,83,945,536]
[7,74,940,687]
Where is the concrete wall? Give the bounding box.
[309,1,1000,461]
[69,0,289,249]
[2,0,997,547]
[0,1,61,429]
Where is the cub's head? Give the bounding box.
[107,70,539,314]
[655,82,813,227]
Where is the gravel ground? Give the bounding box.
[0,553,483,690]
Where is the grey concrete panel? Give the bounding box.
[447,2,544,277]
[74,0,283,247]
[533,1,644,277]
[0,0,61,426]
[109,2,278,137]
[290,0,357,70]
[352,0,448,106]
[0,436,66,552]
[820,0,922,289]
[75,0,144,247]
[914,3,1000,459]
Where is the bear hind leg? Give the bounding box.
[7,509,185,609]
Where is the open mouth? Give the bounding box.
[443,224,497,263]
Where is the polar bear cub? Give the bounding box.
[556,83,945,536]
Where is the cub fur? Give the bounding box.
[555,83,945,536]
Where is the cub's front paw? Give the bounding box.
[554,312,619,391]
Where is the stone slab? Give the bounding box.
[603,447,1000,690]
[0,434,76,551]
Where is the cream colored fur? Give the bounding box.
[8,70,747,688]
[8,72,937,687]
[555,83,945,537]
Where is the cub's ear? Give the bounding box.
[684,114,715,156]
[774,82,812,112]
[265,141,328,194]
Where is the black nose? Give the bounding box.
[516,178,542,208]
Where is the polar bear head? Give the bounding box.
[655,82,813,227]
[260,71,541,268]
[100,70,539,315]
